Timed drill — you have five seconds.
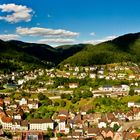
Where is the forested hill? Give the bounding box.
[0,40,85,73]
[60,32,140,66]
[1,32,140,73]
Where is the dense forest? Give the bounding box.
[60,32,140,66]
[1,32,140,73]
[0,40,85,73]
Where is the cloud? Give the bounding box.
[83,35,117,45]
[37,38,75,44]
[0,34,20,41]
[16,27,79,38]
[0,3,33,23]
[90,32,96,36]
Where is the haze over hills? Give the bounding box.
[1,32,140,73]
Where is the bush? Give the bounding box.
[60,100,66,107]
[38,93,46,100]
[61,93,66,99]
[66,94,72,100]
[54,102,60,106]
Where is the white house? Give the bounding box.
[98,122,107,128]
[98,70,104,75]
[121,85,130,92]
[28,100,38,109]
[29,118,54,130]
[128,102,135,107]
[97,75,105,79]
[69,83,79,89]
[18,79,25,85]
[58,119,66,133]
[19,98,27,106]
[128,102,140,108]
[128,74,136,80]
[89,73,96,79]
[134,88,140,93]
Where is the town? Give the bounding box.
[1,62,140,139]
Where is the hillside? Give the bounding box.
[1,32,140,73]
[0,40,85,73]
[60,32,140,66]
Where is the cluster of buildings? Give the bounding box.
[1,63,140,93]
[0,63,140,139]
[0,95,140,139]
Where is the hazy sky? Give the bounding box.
[0,0,140,46]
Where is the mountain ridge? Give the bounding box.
[1,32,140,73]
[59,32,140,66]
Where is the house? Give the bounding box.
[8,103,18,109]
[72,114,83,128]
[84,67,89,72]
[18,79,25,85]
[98,70,104,75]
[58,118,67,133]
[128,102,140,108]
[75,67,80,72]
[83,113,102,126]
[106,113,116,123]
[86,127,100,137]
[128,74,136,80]
[69,83,79,88]
[28,100,38,109]
[134,88,140,94]
[21,120,28,130]
[113,111,126,121]
[89,66,97,71]
[12,119,21,130]
[117,73,126,79]
[37,88,47,93]
[112,85,123,92]
[46,80,54,85]
[99,85,112,92]
[101,128,114,139]
[133,108,140,120]
[98,117,107,128]
[13,113,22,120]
[89,73,96,79]
[57,110,69,133]
[126,111,134,121]
[19,98,27,106]
[29,118,54,130]
[20,105,30,113]
[68,131,83,139]
[1,116,12,130]
[58,109,69,119]
[22,131,44,140]
[97,75,105,79]
[121,85,130,92]
[4,97,11,106]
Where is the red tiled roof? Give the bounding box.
[1,116,12,123]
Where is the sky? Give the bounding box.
[0,0,140,47]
